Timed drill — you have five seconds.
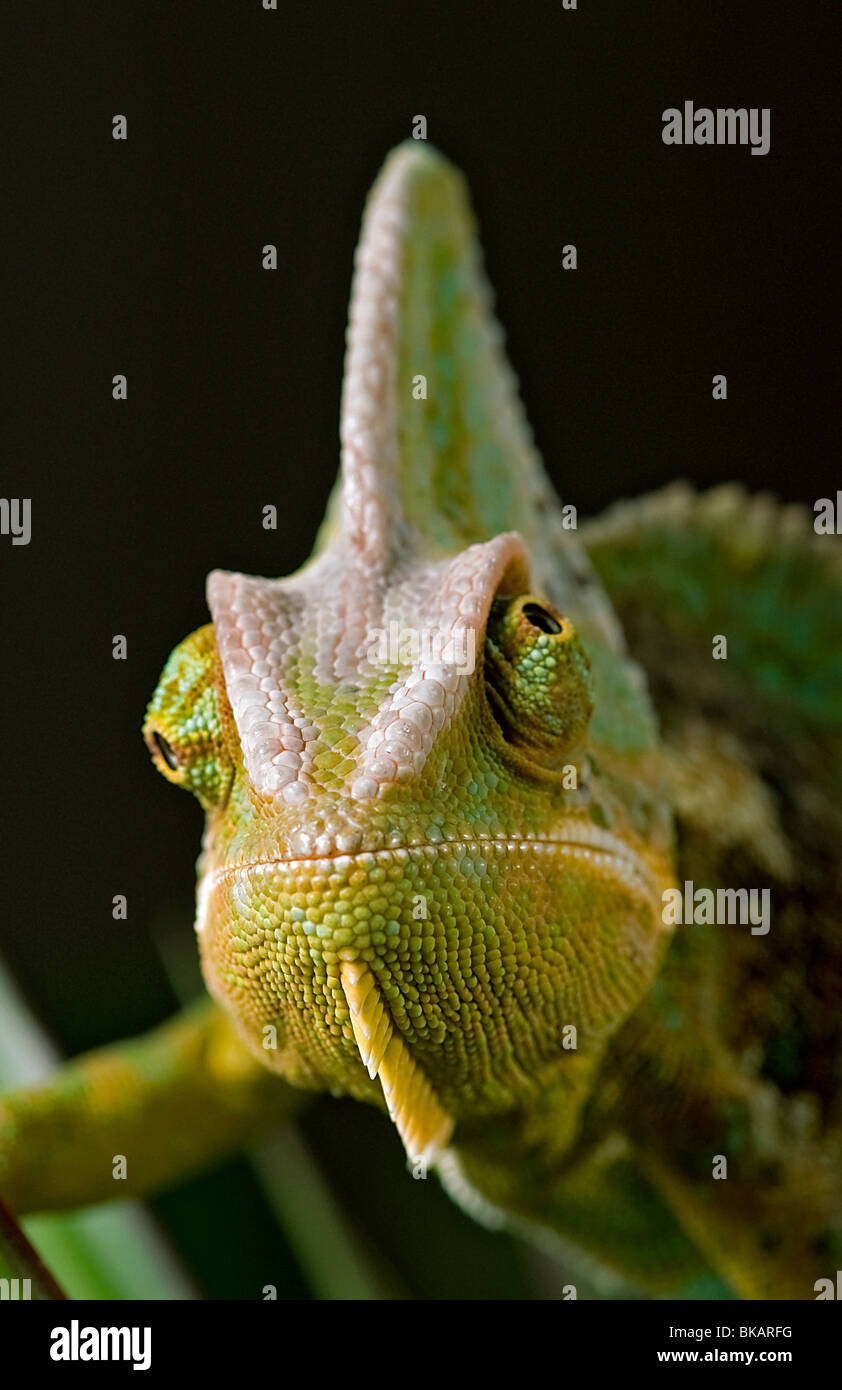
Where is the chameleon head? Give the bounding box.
[144,529,675,1157]
[144,142,676,1162]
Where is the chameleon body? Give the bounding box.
[2,144,840,1299]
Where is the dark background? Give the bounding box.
[2,1,838,1296]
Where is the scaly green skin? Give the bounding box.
[1,146,839,1300]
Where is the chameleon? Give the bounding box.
[1,142,840,1299]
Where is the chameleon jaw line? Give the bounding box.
[208,824,664,908]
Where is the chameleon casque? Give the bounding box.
[2,143,840,1299]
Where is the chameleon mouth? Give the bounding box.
[199,825,669,1163]
[208,823,664,909]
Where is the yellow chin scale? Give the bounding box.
[340,960,454,1164]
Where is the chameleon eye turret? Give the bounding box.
[483,592,594,770]
[143,624,234,812]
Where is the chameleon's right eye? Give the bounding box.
[144,625,235,811]
[151,730,180,771]
[484,593,594,772]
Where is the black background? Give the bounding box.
[2,1,838,1297]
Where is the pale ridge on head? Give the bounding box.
[333,141,620,642]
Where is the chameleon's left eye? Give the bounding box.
[484,593,593,772]
[521,601,562,635]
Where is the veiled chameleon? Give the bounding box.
[3,144,840,1299]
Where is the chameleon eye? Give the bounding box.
[144,625,234,811]
[522,602,562,635]
[151,730,179,771]
[484,594,593,771]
